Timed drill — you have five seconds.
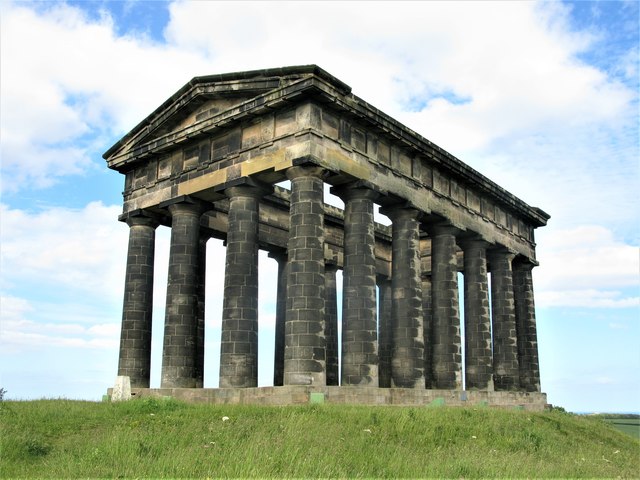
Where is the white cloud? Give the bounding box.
[0,296,120,351]
[0,202,128,298]
[0,1,210,192]
[534,225,639,308]
[537,290,639,308]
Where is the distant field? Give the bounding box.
[600,417,640,439]
[1,399,639,478]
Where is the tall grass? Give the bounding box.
[1,398,638,478]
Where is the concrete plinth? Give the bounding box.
[112,375,132,401]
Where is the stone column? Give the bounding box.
[382,205,424,388]
[219,185,267,388]
[489,248,519,391]
[195,232,209,388]
[161,200,205,388]
[421,274,433,389]
[513,259,541,392]
[377,276,393,388]
[460,238,492,390]
[429,224,462,390]
[118,213,158,388]
[333,186,379,386]
[284,166,326,386]
[269,250,288,387]
[325,263,339,386]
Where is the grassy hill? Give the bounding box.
[1,398,638,478]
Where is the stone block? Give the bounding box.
[112,376,131,401]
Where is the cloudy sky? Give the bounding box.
[1,0,638,413]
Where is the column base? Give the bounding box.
[106,386,549,411]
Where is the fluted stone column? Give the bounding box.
[460,238,492,390]
[421,274,433,389]
[195,232,210,388]
[489,248,519,391]
[513,259,541,392]
[284,166,326,386]
[161,200,205,388]
[429,224,462,390]
[334,186,379,386]
[118,213,158,388]
[219,185,266,388]
[377,276,393,388]
[325,264,339,386]
[383,206,424,388]
[269,250,288,387]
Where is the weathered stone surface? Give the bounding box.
[106,66,550,405]
[324,264,339,386]
[112,375,131,401]
[122,386,549,411]
[161,200,205,388]
[513,259,541,392]
[377,276,393,388]
[460,238,493,390]
[118,213,158,388]
[284,166,326,386]
[489,248,520,391]
[334,185,379,386]
[270,251,288,387]
[195,233,209,388]
[383,205,424,388]
[428,223,462,390]
[219,185,267,388]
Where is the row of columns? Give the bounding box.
[118,166,540,393]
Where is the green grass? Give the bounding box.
[1,398,638,478]
[599,416,640,439]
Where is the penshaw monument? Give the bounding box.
[105,66,550,410]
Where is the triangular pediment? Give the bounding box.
[103,65,351,169]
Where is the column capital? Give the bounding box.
[458,235,491,252]
[330,181,381,203]
[218,177,273,200]
[324,262,339,274]
[286,165,327,181]
[225,184,271,200]
[160,195,210,217]
[424,219,461,237]
[487,245,517,264]
[379,203,422,222]
[513,256,538,271]
[376,273,392,284]
[268,248,288,264]
[119,209,160,229]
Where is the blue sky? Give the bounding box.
[1,0,638,413]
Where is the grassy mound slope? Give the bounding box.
[1,399,638,478]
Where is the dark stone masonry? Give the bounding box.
[105,65,550,409]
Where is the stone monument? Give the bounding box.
[105,65,549,409]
